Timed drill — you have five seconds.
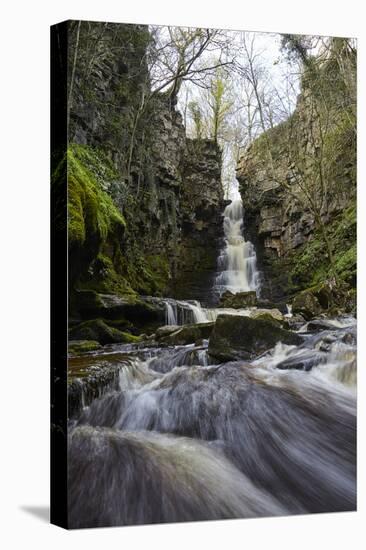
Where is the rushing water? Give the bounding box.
[68,316,356,528]
[163,297,256,326]
[215,199,260,296]
[67,185,355,528]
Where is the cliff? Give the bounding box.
[59,21,224,310]
[237,40,356,304]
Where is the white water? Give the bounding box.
[164,299,209,325]
[163,298,255,326]
[215,199,260,295]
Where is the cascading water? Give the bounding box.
[163,298,209,325]
[68,317,356,528]
[67,183,356,528]
[215,198,260,296]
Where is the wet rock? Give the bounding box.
[292,290,322,320]
[68,359,121,419]
[276,351,326,371]
[74,290,166,327]
[155,325,181,340]
[307,319,341,332]
[68,340,102,354]
[162,322,215,345]
[341,331,357,346]
[208,315,303,362]
[286,314,306,330]
[69,319,140,345]
[250,308,288,328]
[219,290,257,308]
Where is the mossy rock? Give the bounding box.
[292,290,323,320]
[219,290,257,308]
[155,325,181,340]
[73,291,165,327]
[68,340,102,354]
[69,319,141,345]
[208,314,302,362]
[250,308,287,328]
[161,322,215,345]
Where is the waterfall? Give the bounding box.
[215,198,260,296]
[164,299,209,325]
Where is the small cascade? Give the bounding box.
[163,299,209,325]
[215,198,260,296]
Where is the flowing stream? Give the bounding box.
[68,318,356,528]
[68,198,356,528]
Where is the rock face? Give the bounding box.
[236,44,356,302]
[173,140,224,304]
[292,290,323,321]
[65,21,224,307]
[219,290,257,308]
[208,314,303,362]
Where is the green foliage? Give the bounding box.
[290,204,356,289]
[188,101,203,139]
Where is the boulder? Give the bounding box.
[306,319,340,332]
[69,319,141,345]
[312,284,333,309]
[292,290,322,320]
[161,322,215,346]
[208,314,303,362]
[219,290,257,308]
[155,325,181,340]
[73,290,165,326]
[276,350,326,371]
[249,308,288,328]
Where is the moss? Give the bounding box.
[81,253,137,297]
[69,319,140,345]
[67,144,125,246]
[333,244,357,286]
[68,340,101,354]
[289,202,356,291]
[208,315,303,362]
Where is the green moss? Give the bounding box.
[69,319,141,345]
[82,253,136,296]
[67,144,125,246]
[333,244,357,286]
[68,340,101,354]
[289,202,356,291]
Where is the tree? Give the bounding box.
[148,26,234,108]
[188,100,204,140]
[206,69,232,144]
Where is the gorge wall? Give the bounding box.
[237,40,356,304]
[60,21,224,311]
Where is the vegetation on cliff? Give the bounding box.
[237,36,356,306]
[55,21,357,319]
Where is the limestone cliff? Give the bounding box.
[237,42,356,302]
[62,21,224,308]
